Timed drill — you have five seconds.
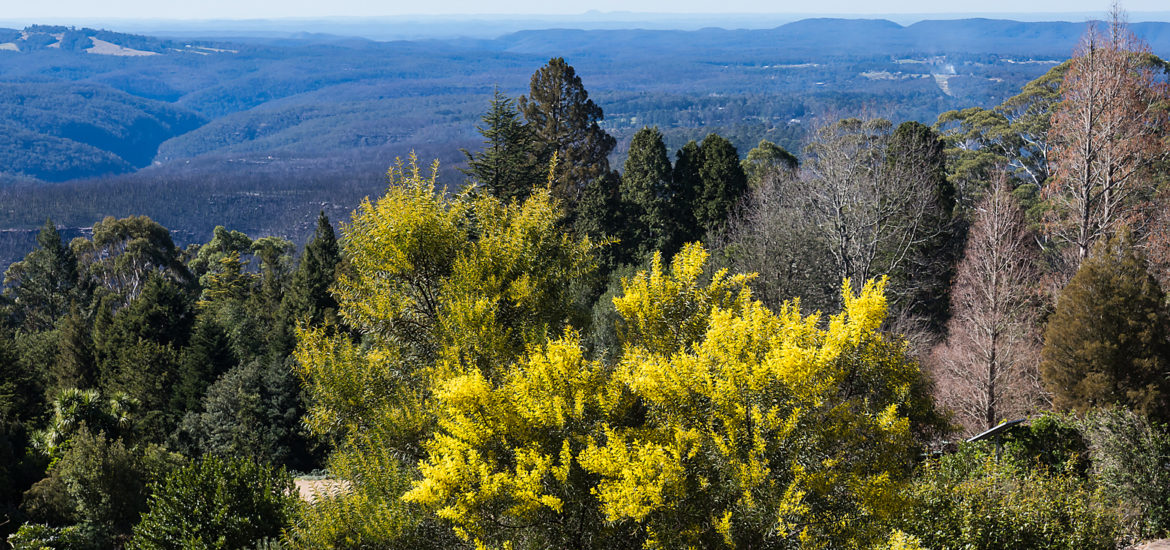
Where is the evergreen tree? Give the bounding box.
[74,216,192,305]
[171,315,236,415]
[1040,233,1170,421]
[695,133,748,232]
[129,455,296,550]
[742,139,798,190]
[667,140,705,251]
[463,89,543,203]
[53,305,97,394]
[0,327,41,425]
[620,126,673,261]
[2,219,79,332]
[283,211,340,329]
[518,57,616,211]
[250,236,294,315]
[187,226,252,284]
[572,169,627,271]
[177,357,308,468]
[886,120,958,333]
[95,274,193,441]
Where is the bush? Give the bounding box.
[7,522,104,550]
[19,428,179,547]
[1001,412,1090,476]
[1084,408,1170,539]
[899,443,1120,550]
[128,455,296,550]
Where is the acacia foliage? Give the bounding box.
[404,244,938,549]
[290,156,598,546]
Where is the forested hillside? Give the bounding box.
[3,18,1170,270]
[3,11,1170,549]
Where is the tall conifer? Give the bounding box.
[1041,233,1170,421]
[668,140,704,251]
[463,89,543,203]
[284,212,340,329]
[518,57,616,211]
[620,126,673,260]
[695,134,748,232]
[2,219,79,331]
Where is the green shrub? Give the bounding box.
[1001,412,1090,475]
[899,443,1120,550]
[7,522,103,550]
[128,455,296,550]
[1084,408,1170,539]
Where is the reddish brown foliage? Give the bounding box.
[931,174,1048,434]
[1046,13,1170,268]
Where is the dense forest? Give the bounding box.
[4,17,1170,271]
[3,9,1170,550]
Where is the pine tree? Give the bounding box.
[620,126,673,260]
[463,89,543,203]
[284,212,340,328]
[518,57,616,211]
[2,219,79,332]
[1040,232,1170,421]
[695,133,748,232]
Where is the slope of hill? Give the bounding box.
[1,17,1169,269]
[0,82,205,181]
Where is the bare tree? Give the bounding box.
[799,118,954,320]
[931,173,1047,434]
[1046,7,1170,267]
[711,170,837,315]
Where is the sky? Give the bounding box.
[4,0,1170,20]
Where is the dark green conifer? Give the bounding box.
[887,120,957,334]
[695,134,748,232]
[519,57,616,211]
[620,126,673,261]
[1041,233,1170,421]
[667,140,705,252]
[172,315,237,415]
[464,89,543,203]
[2,219,79,332]
[53,305,97,393]
[283,212,340,330]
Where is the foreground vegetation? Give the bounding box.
[2,9,1170,549]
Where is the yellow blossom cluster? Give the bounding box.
[408,243,927,548]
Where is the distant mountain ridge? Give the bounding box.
[2,15,1170,270]
[1,17,1169,185]
[491,18,1170,59]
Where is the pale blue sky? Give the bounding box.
[4,0,1169,20]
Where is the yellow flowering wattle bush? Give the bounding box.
[407,243,933,549]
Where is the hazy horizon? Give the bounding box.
[5,9,1170,41]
